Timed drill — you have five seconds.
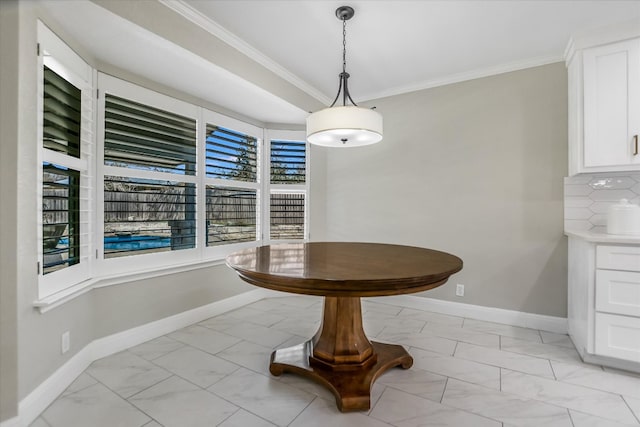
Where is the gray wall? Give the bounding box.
[320,63,568,317]
[0,0,20,422]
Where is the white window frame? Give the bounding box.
[34,27,312,305]
[95,73,200,276]
[201,109,264,260]
[264,129,310,244]
[37,21,94,299]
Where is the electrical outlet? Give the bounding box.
[456,284,465,297]
[61,331,70,354]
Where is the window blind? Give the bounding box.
[270,140,306,184]
[205,125,257,182]
[43,66,81,157]
[104,94,197,175]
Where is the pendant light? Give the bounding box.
[306,6,383,147]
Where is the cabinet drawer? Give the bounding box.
[595,312,640,362]
[597,245,640,272]
[596,270,640,316]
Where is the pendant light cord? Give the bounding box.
[329,8,358,108]
[342,18,347,74]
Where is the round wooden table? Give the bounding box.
[226,242,463,412]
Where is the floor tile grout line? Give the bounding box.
[211,405,241,427]
[439,377,449,403]
[82,365,169,412]
[53,372,99,400]
[130,339,187,363]
[110,378,170,426]
[622,395,640,425]
[566,408,576,427]
[125,373,179,401]
[36,415,53,427]
[204,379,282,427]
[548,358,557,381]
[402,377,516,427]
[148,351,243,392]
[284,395,318,427]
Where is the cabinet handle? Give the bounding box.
[635,135,639,156]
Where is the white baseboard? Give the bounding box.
[17,289,270,427]
[0,416,21,427]
[365,295,568,334]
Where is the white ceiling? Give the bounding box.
[41,1,640,125]
[181,0,640,102]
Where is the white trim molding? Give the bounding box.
[366,295,568,334]
[33,258,226,313]
[361,55,563,102]
[18,289,271,427]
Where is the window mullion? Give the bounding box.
[263,129,272,243]
[196,110,207,257]
[101,165,198,184]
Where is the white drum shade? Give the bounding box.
[306,106,383,147]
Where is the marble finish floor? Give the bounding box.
[31,296,640,427]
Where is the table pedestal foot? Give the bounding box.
[269,340,413,412]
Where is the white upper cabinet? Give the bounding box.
[566,19,640,176]
[583,38,640,171]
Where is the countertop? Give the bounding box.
[565,229,640,244]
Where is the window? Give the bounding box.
[103,177,196,258]
[97,74,199,271]
[42,163,80,273]
[203,112,262,255]
[37,36,310,299]
[38,22,93,298]
[206,186,257,246]
[267,132,308,241]
[101,90,197,260]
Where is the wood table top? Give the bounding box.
[226,242,463,297]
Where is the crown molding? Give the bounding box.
[565,17,640,62]
[564,37,577,66]
[359,54,564,102]
[159,0,331,106]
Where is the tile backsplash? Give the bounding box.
[565,172,640,232]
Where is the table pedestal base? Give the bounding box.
[269,339,413,412]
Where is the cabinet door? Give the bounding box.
[583,38,640,169]
[595,312,640,362]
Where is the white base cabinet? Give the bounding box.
[568,236,640,369]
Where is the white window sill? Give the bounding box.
[33,258,226,313]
